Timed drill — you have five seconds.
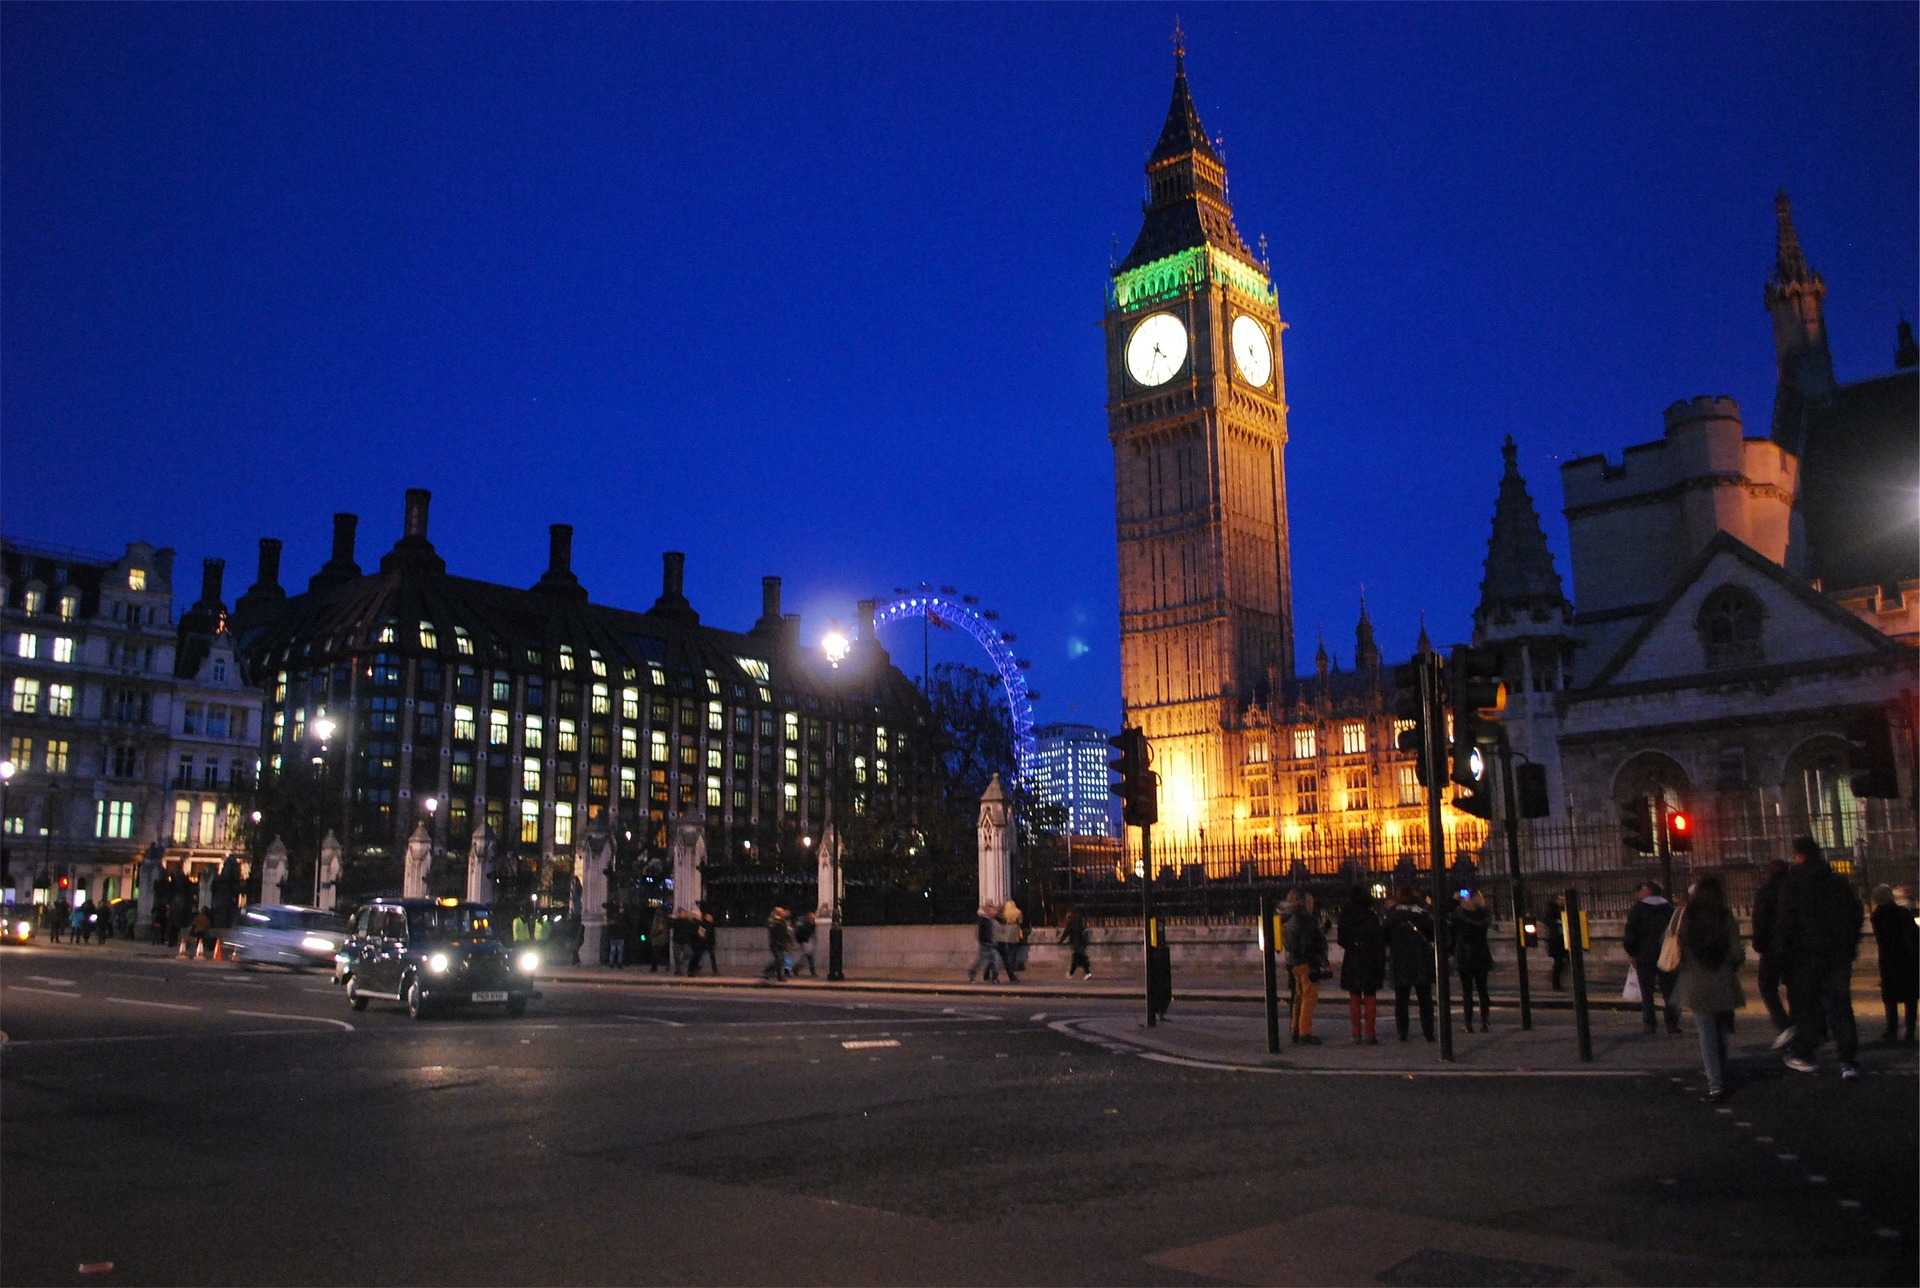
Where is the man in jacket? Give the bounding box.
[968,905,1000,983]
[1750,859,1795,1047]
[1622,881,1681,1035]
[1282,890,1327,1045]
[1383,890,1436,1042]
[1774,837,1863,1078]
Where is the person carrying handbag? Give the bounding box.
[1623,881,1682,1034]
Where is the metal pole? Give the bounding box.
[1141,821,1155,1028]
[1565,886,1592,1062]
[828,743,845,980]
[1658,807,1674,903]
[1261,891,1281,1054]
[1420,654,1454,1062]
[1498,739,1533,1030]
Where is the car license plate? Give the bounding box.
[470,990,508,1004]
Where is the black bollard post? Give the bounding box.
[1564,886,1592,1063]
[1261,892,1281,1054]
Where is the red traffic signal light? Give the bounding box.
[1666,810,1693,853]
[58,875,71,890]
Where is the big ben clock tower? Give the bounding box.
[1106,35,1293,849]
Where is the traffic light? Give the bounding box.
[1452,746,1493,820]
[1847,710,1901,799]
[1666,809,1693,853]
[1108,726,1157,827]
[1620,796,1654,853]
[1393,655,1438,787]
[1514,761,1551,819]
[1449,646,1506,787]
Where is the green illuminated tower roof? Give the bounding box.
[1119,39,1256,272]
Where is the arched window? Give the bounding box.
[1697,585,1764,669]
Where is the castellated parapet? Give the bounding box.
[1560,395,1800,617]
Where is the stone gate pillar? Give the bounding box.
[466,825,496,906]
[978,774,1013,912]
[317,831,343,912]
[670,821,706,914]
[260,838,288,906]
[402,821,431,899]
[579,828,611,964]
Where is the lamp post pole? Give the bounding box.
[312,714,336,906]
[423,796,439,897]
[822,627,850,981]
[0,759,14,897]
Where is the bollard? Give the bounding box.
[1261,893,1281,1054]
[1564,887,1592,1062]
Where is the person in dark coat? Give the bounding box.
[49,896,69,944]
[1545,895,1568,990]
[968,904,1000,983]
[1869,884,1917,1044]
[793,910,819,977]
[1282,889,1327,1045]
[1337,887,1387,1044]
[1622,881,1681,1035]
[1773,836,1863,1078]
[1059,906,1092,979]
[761,906,793,982]
[1749,858,1794,1046]
[1451,891,1495,1032]
[670,909,696,975]
[1383,889,1436,1042]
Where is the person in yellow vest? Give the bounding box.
[511,912,531,943]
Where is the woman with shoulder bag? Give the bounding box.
[1675,874,1744,1102]
[1451,891,1495,1032]
[1337,886,1387,1044]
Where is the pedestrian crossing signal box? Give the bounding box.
[1560,909,1589,951]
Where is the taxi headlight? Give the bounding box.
[516,949,540,974]
[427,952,450,975]
[301,935,336,954]
[14,920,30,936]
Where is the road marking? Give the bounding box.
[226,1009,355,1032]
[841,1039,901,1049]
[107,996,199,1012]
[618,1014,686,1028]
[103,972,172,983]
[1030,1012,1048,1022]
[710,1016,999,1028]
[6,986,80,998]
[27,975,76,986]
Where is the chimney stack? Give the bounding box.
[154,548,176,587]
[663,551,685,600]
[856,598,877,640]
[199,558,225,609]
[257,538,282,590]
[548,524,574,577]
[403,489,431,540]
[762,576,782,620]
[331,513,359,566]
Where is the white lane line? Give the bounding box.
[1030,1012,1048,1022]
[710,1016,1000,1028]
[226,1009,355,1032]
[7,986,81,998]
[27,975,77,986]
[106,997,200,1012]
[301,987,339,995]
[103,972,173,983]
[841,1038,901,1050]
[619,1014,687,1028]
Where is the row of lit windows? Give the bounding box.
[7,735,70,773]
[9,677,75,717]
[13,633,77,663]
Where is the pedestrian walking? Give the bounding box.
[606,912,627,969]
[1623,880,1682,1035]
[1774,836,1864,1079]
[762,906,793,982]
[567,915,584,966]
[1545,895,1568,990]
[1868,884,1916,1045]
[794,909,819,977]
[670,908,694,975]
[511,911,531,943]
[1282,889,1327,1044]
[70,899,89,946]
[1750,858,1796,1049]
[1059,905,1093,979]
[993,902,1023,984]
[1452,891,1494,1032]
[1675,873,1745,1102]
[696,911,720,975]
[1383,888,1436,1042]
[1337,886,1386,1044]
[968,904,1001,983]
[48,897,69,944]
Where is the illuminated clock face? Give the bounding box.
[1231,314,1272,387]
[1126,313,1188,387]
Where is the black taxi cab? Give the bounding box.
[339,897,540,1020]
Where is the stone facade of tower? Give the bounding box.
[1106,46,1293,848]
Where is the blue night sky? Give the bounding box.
[4,4,1915,728]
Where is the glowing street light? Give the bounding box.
[821,629,850,669]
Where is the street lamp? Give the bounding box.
[311,712,337,905]
[820,635,848,980]
[0,760,14,895]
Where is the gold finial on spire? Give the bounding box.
[1172,16,1186,71]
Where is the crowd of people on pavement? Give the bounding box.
[964,900,1032,984]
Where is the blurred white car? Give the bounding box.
[223,904,349,970]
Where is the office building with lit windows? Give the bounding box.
[1031,723,1121,840]
[231,490,934,879]
[1,538,261,905]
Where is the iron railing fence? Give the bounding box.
[1024,808,1918,928]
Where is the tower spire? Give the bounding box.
[1172,16,1186,72]
[1117,33,1255,270]
[1764,190,1834,445]
[1473,436,1570,643]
